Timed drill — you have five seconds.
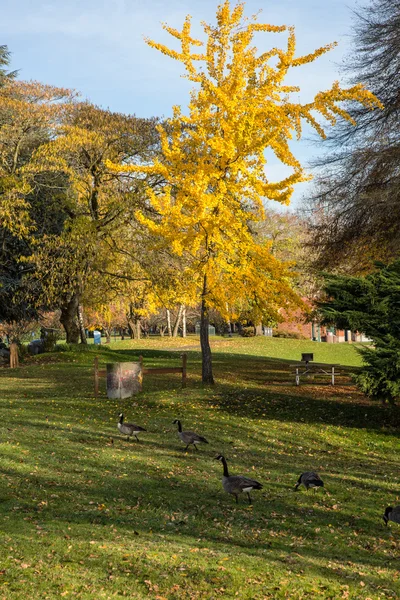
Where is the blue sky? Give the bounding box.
[2,0,364,208]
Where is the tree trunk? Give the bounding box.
[166,309,172,337]
[60,295,80,344]
[120,327,125,340]
[104,328,111,344]
[181,307,187,338]
[226,320,233,336]
[10,342,19,368]
[127,303,137,339]
[127,318,136,339]
[255,323,263,336]
[173,304,184,337]
[136,320,141,339]
[77,303,87,344]
[200,275,214,384]
[225,303,233,337]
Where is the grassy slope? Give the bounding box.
[80,334,365,366]
[0,337,399,599]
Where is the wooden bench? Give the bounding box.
[289,362,341,386]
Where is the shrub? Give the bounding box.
[18,344,29,360]
[54,343,72,352]
[240,326,255,337]
[273,330,305,339]
[355,342,400,403]
[70,343,92,353]
[54,343,92,353]
[42,331,60,353]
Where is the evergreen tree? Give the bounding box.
[319,261,400,404]
[0,45,17,85]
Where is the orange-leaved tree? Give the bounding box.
[26,103,159,343]
[109,1,381,384]
[0,79,75,326]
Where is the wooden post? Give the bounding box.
[139,355,143,391]
[295,367,300,386]
[331,366,335,386]
[182,353,187,388]
[94,356,99,398]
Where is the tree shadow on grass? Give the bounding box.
[1,348,398,433]
[1,462,398,596]
[205,356,400,432]
[1,348,398,597]
[230,388,399,432]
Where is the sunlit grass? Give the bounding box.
[0,338,398,598]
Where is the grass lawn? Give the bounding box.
[0,337,399,599]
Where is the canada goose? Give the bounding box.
[172,419,209,451]
[294,471,324,491]
[383,506,400,526]
[117,413,146,442]
[214,454,263,505]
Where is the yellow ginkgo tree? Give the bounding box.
[109,0,381,384]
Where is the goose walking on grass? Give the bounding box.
[294,471,324,492]
[172,419,209,451]
[117,413,146,442]
[383,506,400,527]
[214,454,263,505]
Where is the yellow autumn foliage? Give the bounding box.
[108,1,381,327]
[0,80,75,238]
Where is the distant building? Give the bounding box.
[275,303,370,343]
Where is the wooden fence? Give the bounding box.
[94,353,187,398]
